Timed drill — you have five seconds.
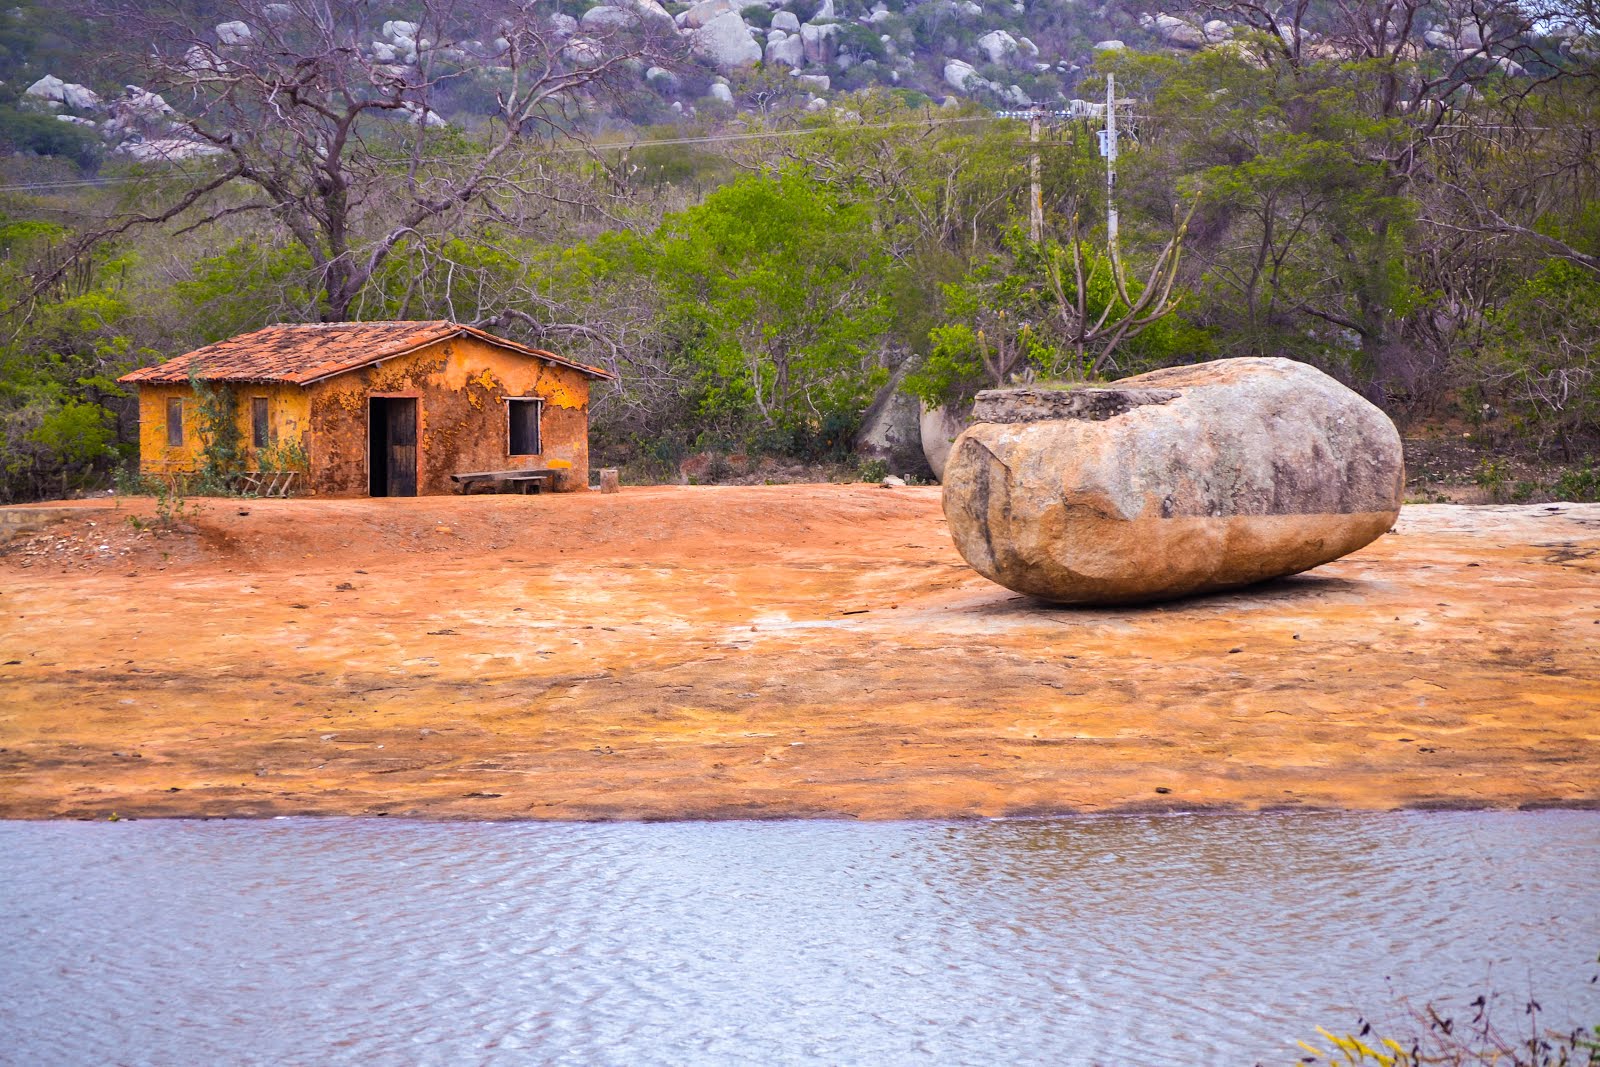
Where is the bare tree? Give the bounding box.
[44,0,684,321]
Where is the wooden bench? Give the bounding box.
[451,469,554,494]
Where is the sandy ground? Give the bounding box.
[1,486,1596,821]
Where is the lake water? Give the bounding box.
[2,813,1597,1066]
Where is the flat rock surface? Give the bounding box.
[0,487,1595,820]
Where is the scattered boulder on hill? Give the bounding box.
[24,74,66,100]
[645,65,680,90]
[944,59,979,90]
[678,0,740,29]
[25,75,101,111]
[215,20,252,45]
[977,29,1019,64]
[102,85,174,140]
[766,32,805,66]
[772,10,801,32]
[582,6,635,30]
[800,22,840,64]
[941,358,1405,605]
[1141,13,1207,48]
[584,0,675,30]
[692,11,763,70]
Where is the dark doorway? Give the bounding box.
[368,397,418,497]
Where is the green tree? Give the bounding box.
[629,168,893,449]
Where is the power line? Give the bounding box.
[0,113,1007,195]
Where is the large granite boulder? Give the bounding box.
[692,11,763,70]
[941,358,1404,604]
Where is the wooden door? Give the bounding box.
[386,398,417,497]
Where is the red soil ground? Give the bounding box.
[1,486,1596,820]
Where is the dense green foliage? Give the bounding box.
[0,0,1597,499]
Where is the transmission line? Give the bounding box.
[0,113,1008,195]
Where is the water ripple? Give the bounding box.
[1,812,1597,1066]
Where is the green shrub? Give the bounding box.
[1553,465,1600,502]
[1475,457,1511,502]
[0,106,102,169]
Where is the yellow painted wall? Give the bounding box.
[304,336,592,495]
[134,382,311,476]
[133,337,594,495]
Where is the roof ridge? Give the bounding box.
[251,319,455,329]
[117,319,612,385]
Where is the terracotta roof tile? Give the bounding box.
[118,321,613,385]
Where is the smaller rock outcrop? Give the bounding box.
[920,403,967,481]
[856,371,935,481]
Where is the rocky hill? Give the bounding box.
[3,0,1584,168]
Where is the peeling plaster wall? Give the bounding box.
[304,337,593,496]
[134,382,311,476]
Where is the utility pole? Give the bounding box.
[1029,106,1043,244]
[1105,71,1119,262]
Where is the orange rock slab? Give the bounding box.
[0,487,1595,821]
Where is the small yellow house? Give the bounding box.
[118,321,613,496]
